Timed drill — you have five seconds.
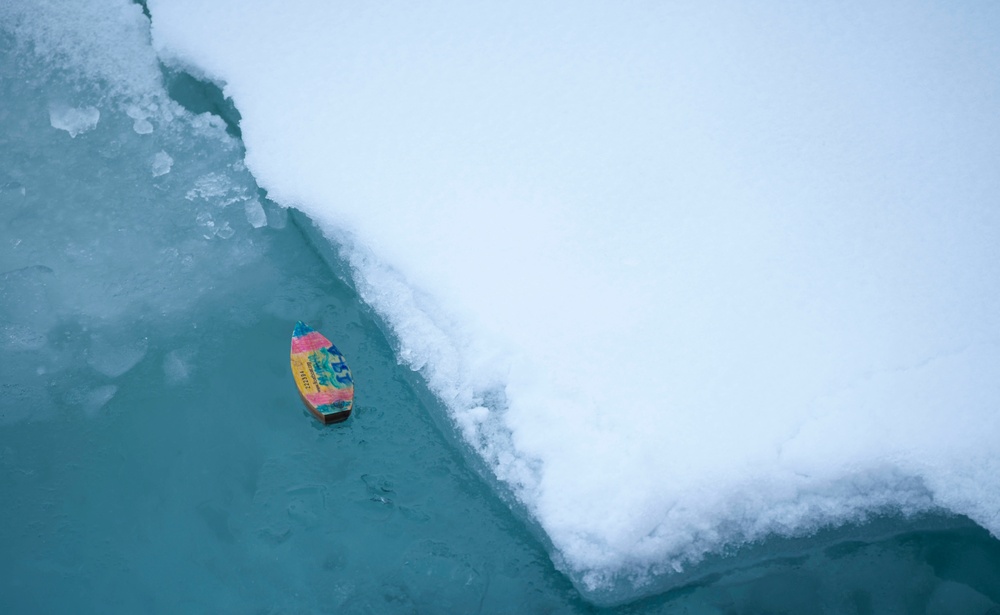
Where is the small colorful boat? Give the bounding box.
[290,321,354,424]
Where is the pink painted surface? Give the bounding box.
[291,330,330,354]
[306,389,353,405]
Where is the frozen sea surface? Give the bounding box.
[3,2,1000,613]
[0,26,580,612]
[145,0,1000,603]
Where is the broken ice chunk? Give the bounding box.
[186,173,243,206]
[244,199,267,229]
[163,348,196,384]
[264,201,288,229]
[196,211,216,238]
[133,118,154,134]
[152,151,174,176]
[126,103,154,134]
[75,385,118,417]
[48,103,100,137]
[86,334,148,378]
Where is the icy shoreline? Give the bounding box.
[4,0,1000,605]
[144,0,1000,601]
[291,210,993,605]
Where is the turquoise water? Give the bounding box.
[2,28,1000,615]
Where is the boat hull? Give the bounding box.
[290,321,354,424]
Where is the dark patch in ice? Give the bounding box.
[926,581,997,615]
[165,70,241,139]
[196,501,236,545]
[924,528,1000,604]
[824,539,869,560]
[131,0,151,21]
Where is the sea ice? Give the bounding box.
[264,201,288,229]
[4,0,999,609]
[0,325,47,352]
[244,199,267,228]
[126,104,154,134]
[163,348,196,384]
[186,172,241,205]
[0,0,269,429]
[147,0,1000,603]
[86,333,148,378]
[48,103,100,137]
[72,384,118,416]
[151,150,173,176]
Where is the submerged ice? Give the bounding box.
[3,0,1000,608]
[0,0,272,428]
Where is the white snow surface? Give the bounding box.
[36,0,1000,590]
